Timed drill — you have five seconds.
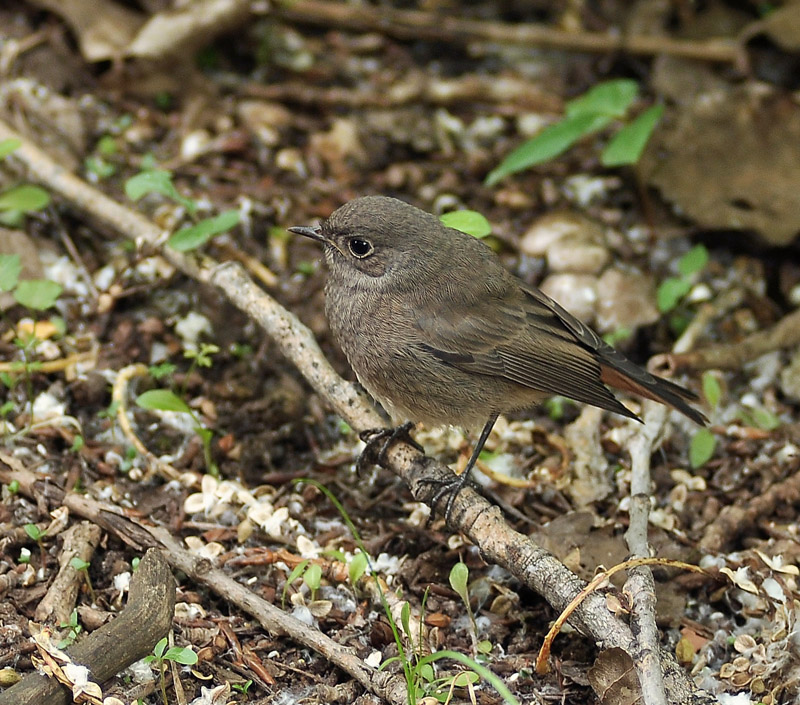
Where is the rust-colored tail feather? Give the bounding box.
[600,364,708,426]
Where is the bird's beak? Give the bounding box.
[288,225,326,243]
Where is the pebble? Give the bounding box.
[540,273,598,323]
[595,267,659,333]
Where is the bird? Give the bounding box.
[290,196,706,514]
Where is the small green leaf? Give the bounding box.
[163,646,198,665]
[400,601,411,636]
[167,210,240,251]
[739,406,781,431]
[125,170,196,213]
[485,112,611,186]
[689,428,716,469]
[0,254,22,292]
[453,671,481,686]
[0,185,51,213]
[0,138,21,159]
[349,551,368,586]
[656,276,692,313]
[678,244,709,276]
[136,389,192,414]
[702,371,721,408]
[565,79,639,119]
[439,210,491,238]
[601,103,664,167]
[449,562,469,603]
[152,637,168,659]
[303,562,322,591]
[70,557,90,571]
[24,523,43,541]
[13,279,62,310]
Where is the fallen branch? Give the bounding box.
[653,305,800,374]
[274,0,741,63]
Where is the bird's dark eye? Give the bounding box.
[348,238,374,258]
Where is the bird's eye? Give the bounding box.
[348,238,374,258]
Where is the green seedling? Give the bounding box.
[124,168,239,251]
[0,139,51,226]
[136,387,218,476]
[689,371,721,469]
[58,609,82,648]
[449,562,491,659]
[656,244,709,314]
[231,679,253,694]
[24,523,47,567]
[144,637,198,705]
[69,556,96,605]
[486,79,662,185]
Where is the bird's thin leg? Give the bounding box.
[432,413,499,521]
[356,422,423,475]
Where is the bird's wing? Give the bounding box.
[415,278,706,424]
[414,278,639,419]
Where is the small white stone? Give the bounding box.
[540,273,598,323]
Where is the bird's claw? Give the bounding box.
[356,422,422,475]
[420,471,473,523]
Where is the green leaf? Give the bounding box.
[167,210,240,251]
[70,557,90,571]
[439,210,491,238]
[0,254,22,292]
[485,112,611,186]
[24,523,43,540]
[0,138,21,159]
[656,276,692,313]
[124,170,196,213]
[702,371,721,408]
[13,279,62,310]
[152,637,168,659]
[601,103,664,167]
[689,428,716,469]
[0,185,51,213]
[349,551,368,586]
[739,406,781,431]
[136,389,192,414]
[678,244,709,276]
[303,562,321,591]
[163,646,198,665]
[449,562,469,603]
[565,79,639,119]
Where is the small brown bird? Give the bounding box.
[290,196,705,508]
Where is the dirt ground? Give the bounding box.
[1,2,800,704]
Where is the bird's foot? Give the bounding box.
[421,470,474,523]
[356,422,422,475]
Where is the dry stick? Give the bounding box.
[624,402,669,705]
[0,548,175,705]
[0,120,714,704]
[273,0,741,63]
[34,521,102,624]
[654,305,800,374]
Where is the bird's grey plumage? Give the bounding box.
[290,196,707,434]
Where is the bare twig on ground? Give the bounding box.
[654,305,800,374]
[273,0,741,63]
[0,119,715,704]
[34,521,102,624]
[624,402,669,705]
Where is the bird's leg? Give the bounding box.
[430,413,499,521]
[356,422,423,475]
